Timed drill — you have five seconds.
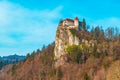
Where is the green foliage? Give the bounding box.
[70,29,77,36]
[25,51,36,61]
[36,49,41,54]
[0,60,6,70]
[26,53,31,59]
[82,18,86,31]
[66,45,82,63]
[42,45,46,51]
[31,51,36,57]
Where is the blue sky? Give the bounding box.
[0,0,120,56]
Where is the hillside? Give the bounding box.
[0,54,25,70]
[0,17,120,80]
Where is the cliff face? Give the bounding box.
[1,17,120,80]
[54,25,79,66]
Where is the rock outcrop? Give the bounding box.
[54,25,79,66]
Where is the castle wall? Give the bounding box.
[67,26,75,29]
[62,17,79,30]
[74,19,79,28]
[65,20,74,26]
[63,20,74,26]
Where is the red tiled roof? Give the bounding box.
[75,17,78,20]
[60,20,63,23]
[66,18,74,22]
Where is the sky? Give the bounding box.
[0,0,120,56]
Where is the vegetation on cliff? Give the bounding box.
[0,19,120,80]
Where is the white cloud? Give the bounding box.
[0,1,63,56]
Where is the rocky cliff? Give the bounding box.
[1,17,120,80]
[54,25,79,66]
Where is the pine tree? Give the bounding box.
[82,18,86,31]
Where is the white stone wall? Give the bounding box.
[67,26,75,29]
[63,20,74,26]
[74,19,79,28]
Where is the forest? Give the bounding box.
[0,19,120,80]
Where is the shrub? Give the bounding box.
[70,29,77,36]
[66,45,82,63]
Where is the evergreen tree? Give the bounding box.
[82,18,86,31]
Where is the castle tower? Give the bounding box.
[74,17,79,29]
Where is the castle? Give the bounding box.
[60,17,79,29]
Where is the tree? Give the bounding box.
[94,26,101,39]
[105,27,114,40]
[42,45,46,51]
[31,51,35,56]
[66,45,82,63]
[82,18,86,31]
[91,26,105,42]
[26,53,31,59]
[91,26,94,32]
[113,45,120,60]
[0,61,5,70]
[36,49,41,54]
[114,27,119,37]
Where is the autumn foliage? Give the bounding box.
[0,25,120,80]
